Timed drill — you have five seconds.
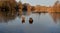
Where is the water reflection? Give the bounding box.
[0,10,60,24]
[0,10,60,33]
[50,13,60,24]
[0,11,17,22]
[0,10,30,23]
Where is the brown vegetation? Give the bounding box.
[0,0,60,13]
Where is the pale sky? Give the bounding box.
[16,0,59,6]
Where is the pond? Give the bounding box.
[0,11,60,33]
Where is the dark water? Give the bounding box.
[0,11,60,33]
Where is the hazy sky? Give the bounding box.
[16,0,59,6]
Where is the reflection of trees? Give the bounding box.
[50,13,60,23]
[0,11,17,23]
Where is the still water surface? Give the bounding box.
[0,12,60,33]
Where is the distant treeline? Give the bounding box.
[0,0,25,12]
[0,0,60,12]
